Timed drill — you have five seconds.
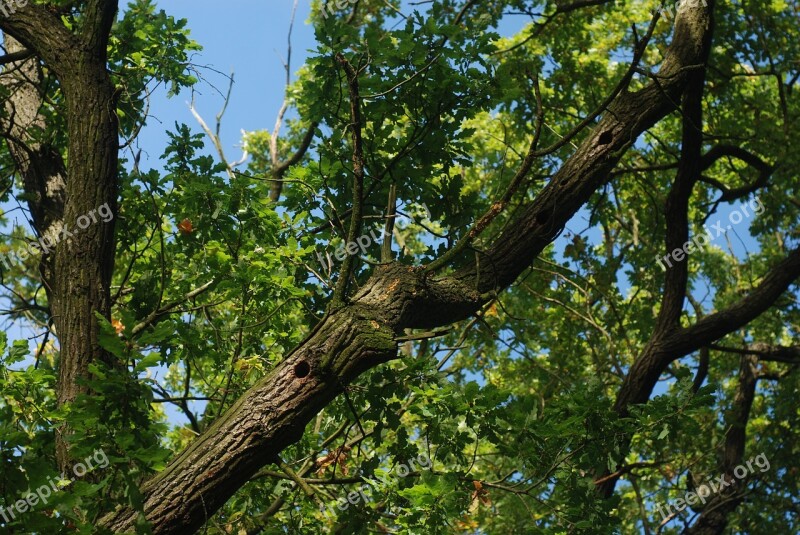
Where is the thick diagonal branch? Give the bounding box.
[99,3,719,532]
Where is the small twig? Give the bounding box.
[381,182,397,262]
[274,457,320,502]
[395,327,453,343]
[131,280,215,336]
[189,93,234,179]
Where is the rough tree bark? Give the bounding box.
[1,1,796,533]
[99,2,797,532]
[0,0,120,470]
[0,35,67,257]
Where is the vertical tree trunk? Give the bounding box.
[0,2,120,470]
[51,60,119,468]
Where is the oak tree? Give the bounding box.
[0,0,798,533]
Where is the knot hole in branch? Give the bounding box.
[598,130,613,145]
[294,360,311,379]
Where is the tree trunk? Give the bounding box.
[100,6,729,531]
[0,1,120,470]
[4,2,796,533]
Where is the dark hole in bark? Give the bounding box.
[598,130,613,145]
[294,361,311,378]
[536,212,548,224]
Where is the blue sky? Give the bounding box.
[136,0,531,421]
[131,0,318,173]
[3,0,761,386]
[132,0,529,172]
[1,0,766,445]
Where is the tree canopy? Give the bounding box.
[0,0,798,533]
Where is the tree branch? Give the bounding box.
[0,3,78,79]
[667,246,800,356]
[709,343,800,364]
[654,38,707,334]
[331,54,365,306]
[0,47,32,65]
[98,1,720,531]
[699,144,774,202]
[683,353,758,534]
[80,0,118,53]
[130,280,216,336]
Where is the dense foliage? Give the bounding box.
[0,0,798,533]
